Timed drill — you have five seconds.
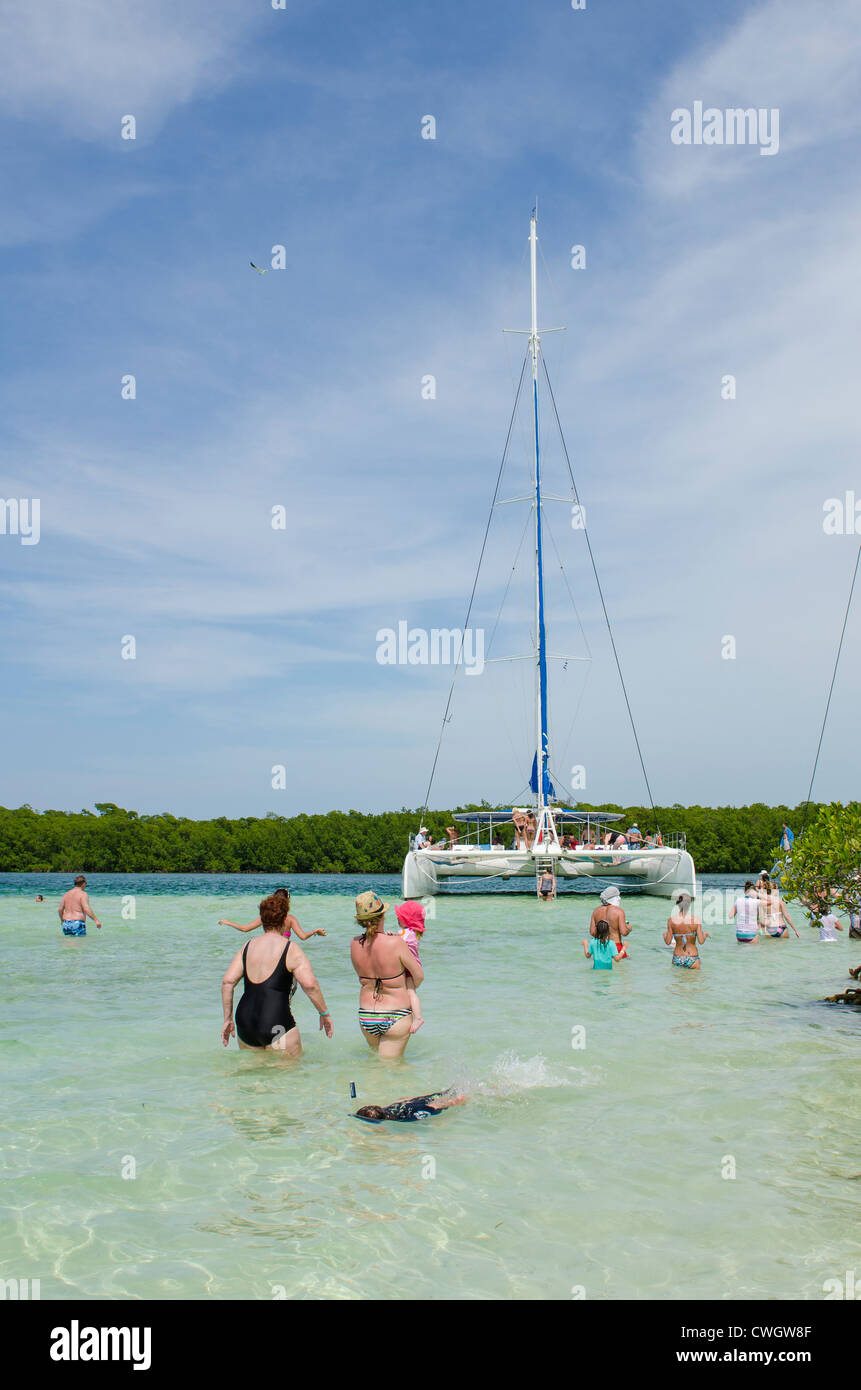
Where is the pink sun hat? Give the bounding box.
[395,901,426,933]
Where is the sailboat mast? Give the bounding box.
[529,210,550,813]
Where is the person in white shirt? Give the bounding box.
[818,912,843,942]
[414,827,429,850]
[729,881,760,943]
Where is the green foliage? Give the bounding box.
[0,801,820,874]
[775,802,861,917]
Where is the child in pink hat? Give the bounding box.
[395,901,427,1034]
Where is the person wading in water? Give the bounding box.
[588,886,631,958]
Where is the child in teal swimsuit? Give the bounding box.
[582,919,620,970]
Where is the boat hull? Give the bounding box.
[402,846,696,899]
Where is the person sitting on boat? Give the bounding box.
[643,833,655,848]
[414,826,430,850]
[589,887,631,958]
[512,809,527,849]
[492,832,504,848]
[626,823,643,845]
[537,868,556,901]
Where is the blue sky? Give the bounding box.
[1,0,860,819]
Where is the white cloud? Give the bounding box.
[635,0,861,197]
[0,1,257,141]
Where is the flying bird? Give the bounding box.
[249,261,268,275]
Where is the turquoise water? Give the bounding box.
[1,874,858,1301]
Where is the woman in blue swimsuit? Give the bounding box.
[663,891,709,968]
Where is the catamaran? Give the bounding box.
[402,210,696,901]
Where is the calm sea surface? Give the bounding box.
[1,873,858,1301]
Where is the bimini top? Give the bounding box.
[450,809,624,824]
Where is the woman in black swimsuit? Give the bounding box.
[221,894,334,1056]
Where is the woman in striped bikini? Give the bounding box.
[350,892,424,1059]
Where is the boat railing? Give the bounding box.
[557,830,687,851]
[651,831,686,851]
[410,829,687,852]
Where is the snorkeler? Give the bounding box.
[353,1089,467,1123]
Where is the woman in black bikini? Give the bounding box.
[349,891,424,1060]
[221,894,334,1056]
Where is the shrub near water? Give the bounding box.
[0,801,812,875]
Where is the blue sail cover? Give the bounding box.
[529,752,555,797]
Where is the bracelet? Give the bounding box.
[318,1009,330,1017]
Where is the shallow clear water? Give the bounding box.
[1,874,858,1300]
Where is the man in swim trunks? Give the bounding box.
[354,1089,467,1123]
[58,875,102,936]
[589,886,631,957]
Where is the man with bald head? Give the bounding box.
[588,886,631,959]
